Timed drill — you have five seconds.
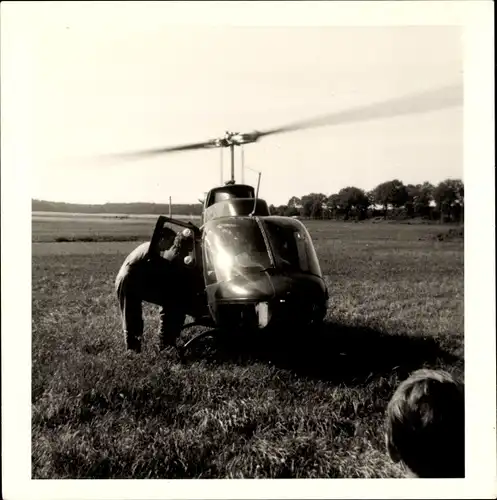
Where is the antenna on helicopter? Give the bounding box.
[229,142,235,183]
[241,146,245,184]
[245,165,262,216]
[220,148,224,185]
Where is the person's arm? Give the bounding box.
[162,247,178,262]
[148,226,177,260]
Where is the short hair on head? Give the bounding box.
[385,368,464,478]
[159,226,177,247]
[161,226,177,239]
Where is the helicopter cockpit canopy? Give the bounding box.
[202,216,322,285]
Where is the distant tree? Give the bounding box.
[326,193,342,219]
[365,190,379,217]
[372,179,409,217]
[287,196,302,209]
[417,181,435,218]
[433,179,464,223]
[337,186,370,220]
[405,182,434,218]
[301,195,313,218]
[405,184,419,217]
[283,205,300,217]
[269,204,287,216]
[301,193,327,218]
[366,190,376,207]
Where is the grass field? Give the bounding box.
[32,216,464,479]
[32,212,199,243]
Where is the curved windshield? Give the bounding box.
[262,218,322,277]
[203,218,272,284]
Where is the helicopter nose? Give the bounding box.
[212,274,276,302]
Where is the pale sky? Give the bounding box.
[18,6,463,205]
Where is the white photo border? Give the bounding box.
[1,1,495,499]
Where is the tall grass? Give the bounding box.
[32,221,463,478]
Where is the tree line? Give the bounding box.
[33,178,463,223]
[269,178,464,223]
[32,200,203,216]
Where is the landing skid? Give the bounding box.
[177,316,219,362]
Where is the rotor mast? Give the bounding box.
[218,131,253,185]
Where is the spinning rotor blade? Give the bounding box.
[102,139,219,162]
[96,83,461,165]
[255,84,463,139]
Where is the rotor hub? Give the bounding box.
[214,131,259,148]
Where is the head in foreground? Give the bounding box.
[385,368,465,478]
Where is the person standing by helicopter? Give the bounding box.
[115,227,196,353]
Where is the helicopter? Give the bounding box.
[104,84,462,357]
[144,130,329,357]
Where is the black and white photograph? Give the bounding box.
[1,1,495,499]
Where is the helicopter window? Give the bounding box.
[202,219,271,283]
[214,192,232,203]
[207,186,255,207]
[262,219,322,277]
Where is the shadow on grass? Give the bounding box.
[182,321,462,385]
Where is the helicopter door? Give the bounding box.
[149,215,202,265]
